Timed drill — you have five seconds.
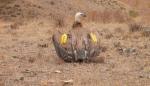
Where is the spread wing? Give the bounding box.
[86,32,101,57]
[52,34,75,62]
[52,31,101,62]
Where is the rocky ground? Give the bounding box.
[0,0,150,86]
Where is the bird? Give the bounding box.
[52,12,101,62]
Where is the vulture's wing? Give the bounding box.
[52,31,101,62]
[87,32,101,58]
[52,34,74,62]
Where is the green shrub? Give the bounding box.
[129,10,139,18]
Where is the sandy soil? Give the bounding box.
[0,0,150,86]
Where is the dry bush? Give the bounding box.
[54,17,65,28]
[100,28,113,39]
[128,22,143,32]
[105,33,113,39]
[113,41,121,48]
[142,27,150,37]
[114,27,124,33]
[129,10,139,18]
[88,9,127,23]
[50,13,66,28]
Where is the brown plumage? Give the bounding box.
[72,21,82,28]
[52,12,101,62]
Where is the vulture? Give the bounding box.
[52,12,101,62]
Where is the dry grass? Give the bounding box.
[142,27,150,37]
[88,9,128,23]
[129,10,139,18]
[50,13,66,28]
[114,27,124,33]
[119,0,150,24]
[128,22,143,32]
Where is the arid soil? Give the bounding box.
[0,0,150,86]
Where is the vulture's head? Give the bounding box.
[75,12,86,23]
[73,12,86,28]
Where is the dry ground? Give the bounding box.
[0,0,150,86]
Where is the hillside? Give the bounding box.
[119,0,150,24]
[0,0,150,86]
[0,0,130,21]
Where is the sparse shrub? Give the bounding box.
[55,18,64,27]
[113,42,121,48]
[101,28,114,39]
[105,33,113,39]
[88,9,127,23]
[100,46,107,52]
[142,27,150,37]
[129,10,139,18]
[10,22,22,29]
[114,27,123,33]
[51,13,65,28]
[128,22,143,32]
[28,57,35,63]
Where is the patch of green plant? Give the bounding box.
[129,10,139,18]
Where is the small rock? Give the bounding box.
[14,4,20,7]
[142,27,150,37]
[113,42,121,48]
[63,79,73,84]
[38,43,48,48]
[21,70,37,77]
[139,75,144,78]
[28,58,35,63]
[11,15,17,17]
[144,44,148,49]
[41,80,55,86]
[117,47,137,55]
[19,77,24,81]
[54,70,61,73]
[117,48,123,54]
[130,48,136,53]
[139,74,150,79]
[12,56,19,59]
[126,48,136,54]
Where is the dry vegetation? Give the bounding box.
[88,9,128,23]
[0,0,150,86]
